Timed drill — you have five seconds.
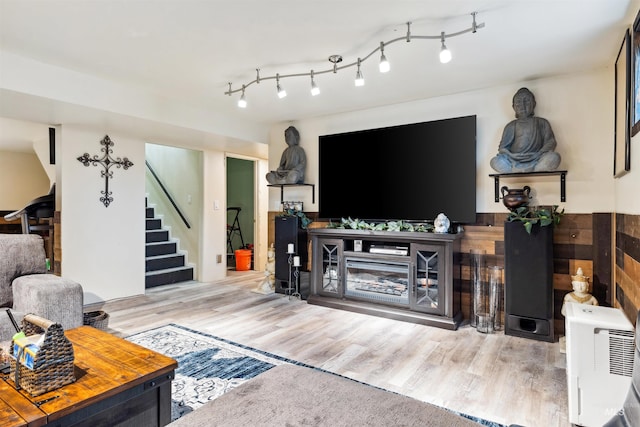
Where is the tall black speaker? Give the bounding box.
[504,221,554,342]
[274,215,308,294]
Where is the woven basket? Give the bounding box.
[9,314,75,396]
[83,310,110,330]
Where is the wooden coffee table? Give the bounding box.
[0,326,177,427]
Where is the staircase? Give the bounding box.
[145,203,194,288]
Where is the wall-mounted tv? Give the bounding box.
[318,115,477,224]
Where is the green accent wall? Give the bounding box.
[227,157,254,253]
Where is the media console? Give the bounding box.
[307,228,463,330]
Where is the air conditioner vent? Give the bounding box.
[610,329,635,377]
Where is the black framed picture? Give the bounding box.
[632,11,640,136]
[614,29,631,178]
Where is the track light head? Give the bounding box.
[379,41,390,73]
[439,32,451,64]
[310,82,320,96]
[355,58,365,87]
[276,74,287,98]
[310,70,320,96]
[238,85,247,108]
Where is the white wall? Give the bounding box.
[269,68,615,216]
[615,132,640,214]
[0,151,50,210]
[255,157,270,266]
[60,126,146,304]
[32,135,55,187]
[201,150,228,281]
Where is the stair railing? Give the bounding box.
[145,160,191,229]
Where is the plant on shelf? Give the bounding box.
[506,205,564,234]
[327,217,434,233]
[282,208,313,229]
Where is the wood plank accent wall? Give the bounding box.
[616,213,640,325]
[268,212,614,336]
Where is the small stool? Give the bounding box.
[12,274,83,330]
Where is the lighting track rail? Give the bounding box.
[225,12,484,107]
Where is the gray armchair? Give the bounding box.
[604,311,640,426]
[0,234,83,342]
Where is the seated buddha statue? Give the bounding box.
[490,88,561,173]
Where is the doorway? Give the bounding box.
[227,157,255,270]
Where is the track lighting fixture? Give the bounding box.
[276,74,287,98]
[378,42,390,73]
[439,32,451,64]
[355,58,365,87]
[310,70,320,96]
[225,12,484,108]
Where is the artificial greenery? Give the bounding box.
[506,205,564,234]
[327,217,434,233]
[282,208,313,229]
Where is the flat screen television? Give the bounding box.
[318,115,477,224]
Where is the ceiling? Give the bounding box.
[0,0,637,151]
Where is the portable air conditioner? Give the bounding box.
[565,303,635,427]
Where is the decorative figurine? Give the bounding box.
[253,244,276,294]
[433,213,450,233]
[561,267,598,316]
[490,88,561,173]
[266,126,306,184]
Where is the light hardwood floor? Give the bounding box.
[91,271,569,427]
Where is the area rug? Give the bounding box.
[127,324,505,426]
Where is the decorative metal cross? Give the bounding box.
[77,135,134,207]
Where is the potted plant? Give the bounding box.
[327,217,434,233]
[506,205,564,234]
[282,208,312,229]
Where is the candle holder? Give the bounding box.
[287,253,293,297]
[286,242,295,297]
[291,265,301,300]
[287,255,302,300]
[286,251,302,300]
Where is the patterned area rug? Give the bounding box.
[126,324,292,420]
[127,324,505,426]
